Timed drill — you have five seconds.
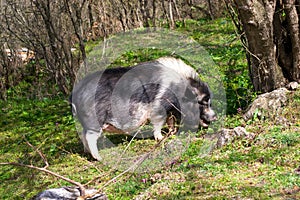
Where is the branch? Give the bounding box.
[24,138,49,168]
[0,162,86,197]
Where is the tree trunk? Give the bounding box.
[283,0,300,81]
[233,0,300,93]
[207,0,215,19]
[139,0,150,27]
[169,0,175,29]
[152,0,156,27]
[87,0,94,29]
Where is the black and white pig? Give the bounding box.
[70,57,216,160]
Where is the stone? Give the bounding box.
[216,128,233,148]
[32,186,108,200]
[233,126,255,139]
[216,127,254,148]
[287,82,299,90]
[243,88,289,121]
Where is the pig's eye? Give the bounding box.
[198,101,208,106]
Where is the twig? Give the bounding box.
[24,138,49,168]
[165,98,186,117]
[0,162,86,196]
[114,128,142,168]
[1,137,88,197]
[83,128,146,187]
[82,128,174,199]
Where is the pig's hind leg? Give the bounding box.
[150,108,166,141]
[81,129,102,161]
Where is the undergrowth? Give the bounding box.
[0,89,299,199]
[0,18,299,199]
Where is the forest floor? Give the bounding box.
[0,18,299,199]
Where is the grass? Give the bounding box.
[0,88,299,200]
[1,18,299,199]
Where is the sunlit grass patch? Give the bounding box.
[1,92,299,199]
[1,19,300,199]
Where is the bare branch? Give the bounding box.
[0,162,86,196]
[24,138,49,168]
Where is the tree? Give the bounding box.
[0,0,88,97]
[229,0,300,93]
[0,0,226,99]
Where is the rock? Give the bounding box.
[216,128,233,148]
[233,126,255,139]
[295,166,300,175]
[287,81,299,90]
[216,127,254,148]
[243,88,289,121]
[32,186,107,200]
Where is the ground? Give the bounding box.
[0,18,299,199]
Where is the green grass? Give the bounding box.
[0,90,299,199]
[1,18,299,199]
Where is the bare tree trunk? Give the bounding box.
[172,0,181,20]
[152,0,157,27]
[112,0,127,31]
[120,0,130,29]
[64,0,87,61]
[87,0,94,29]
[234,0,286,92]
[0,46,11,100]
[283,0,300,80]
[207,0,215,19]
[33,1,63,94]
[232,0,300,92]
[139,0,150,27]
[161,0,170,25]
[169,0,175,28]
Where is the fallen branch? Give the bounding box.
[0,162,86,196]
[1,140,87,196]
[24,137,49,168]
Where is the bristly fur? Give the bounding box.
[156,57,199,81]
[71,56,216,161]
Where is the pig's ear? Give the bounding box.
[183,85,207,103]
[182,86,197,102]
